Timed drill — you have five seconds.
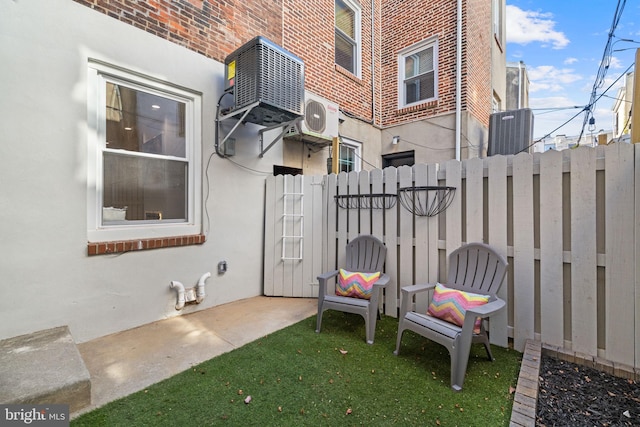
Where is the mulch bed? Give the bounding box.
[536,356,640,426]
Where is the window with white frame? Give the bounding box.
[399,38,438,108]
[492,93,501,113]
[335,0,361,76]
[338,138,362,172]
[87,62,201,242]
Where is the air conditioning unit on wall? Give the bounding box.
[285,91,339,145]
[223,36,304,127]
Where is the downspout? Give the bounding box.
[455,0,462,160]
[371,0,376,126]
[518,61,523,109]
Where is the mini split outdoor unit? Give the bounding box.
[224,36,304,126]
[285,91,339,145]
[488,108,534,156]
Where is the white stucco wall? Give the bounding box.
[0,0,280,342]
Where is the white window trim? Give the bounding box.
[397,36,438,109]
[87,60,202,243]
[335,0,362,78]
[339,138,362,172]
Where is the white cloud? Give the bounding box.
[529,96,579,109]
[564,57,578,65]
[506,5,570,49]
[527,65,583,93]
[607,56,623,69]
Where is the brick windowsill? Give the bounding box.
[87,234,206,256]
[396,100,438,115]
[334,64,363,84]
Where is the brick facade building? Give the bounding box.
[73,0,505,172]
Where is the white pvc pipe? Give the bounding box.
[196,272,211,303]
[455,0,462,160]
[518,61,523,109]
[371,0,376,126]
[170,281,186,310]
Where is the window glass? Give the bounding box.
[399,39,438,107]
[335,33,355,72]
[404,47,435,105]
[106,83,186,157]
[103,81,188,224]
[88,62,201,243]
[335,0,360,75]
[335,0,355,37]
[103,153,187,222]
[339,139,361,172]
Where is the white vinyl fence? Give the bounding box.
[264,143,640,370]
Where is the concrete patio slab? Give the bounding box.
[73,296,316,418]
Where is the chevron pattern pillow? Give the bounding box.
[336,269,381,300]
[427,283,490,333]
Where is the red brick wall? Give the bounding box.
[466,0,492,127]
[380,0,460,126]
[379,0,491,128]
[283,0,376,122]
[73,0,282,62]
[74,0,376,122]
[73,0,490,128]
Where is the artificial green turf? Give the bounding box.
[72,311,521,426]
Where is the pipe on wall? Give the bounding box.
[170,281,187,310]
[455,0,462,161]
[371,0,376,126]
[170,271,211,310]
[196,271,212,303]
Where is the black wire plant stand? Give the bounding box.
[397,186,456,217]
[334,193,397,209]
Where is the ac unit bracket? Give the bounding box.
[258,117,303,158]
[216,101,260,155]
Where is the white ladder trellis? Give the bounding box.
[281,175,304,260]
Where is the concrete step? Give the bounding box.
[0,326,91,413]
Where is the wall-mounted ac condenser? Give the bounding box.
[224,36,304,126]
[285,91,339,145]
[488,108,534,156]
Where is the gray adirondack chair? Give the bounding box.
[394,242,508,391]
[316,235,390,344]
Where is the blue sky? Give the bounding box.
[506,0,639,139]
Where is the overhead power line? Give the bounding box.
[577,0,627,144]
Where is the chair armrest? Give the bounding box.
[373,273,390,287]
[317,270,339,298]
[317,270,340,281]
[399,283,436,319]
[466,298,506,318]
[401,283,436,297]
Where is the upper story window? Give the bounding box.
[87,61,202,243]
[335,0,361,77]
[398,37,438,108]
[339,138,362,172]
